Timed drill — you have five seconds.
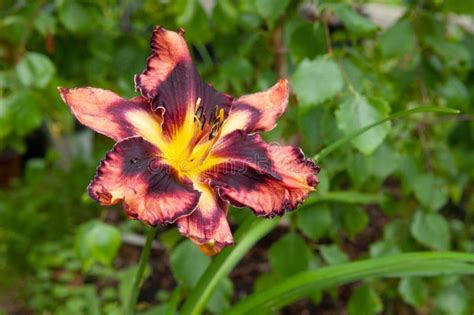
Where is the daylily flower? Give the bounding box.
[59,26,319,255]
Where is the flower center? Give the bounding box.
[161,98,225,179]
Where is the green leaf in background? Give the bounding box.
[158,229,182,251]
[410,211,451,251]
[324,4,378,36]
[339,58,365,92]
[367,143,400,180]
[170,240,232,313]
[369,240,401,258]
[0,15,28,46]
[398,277,428,307]
[175,0,211,44]
[119,265,152,310]
[15,52,55,88]
[34,12,57,35]
[0,89,44,152]
[425,37,471,69]
[348,285,383,315]
[268,233,312,276]
[75,220,121,269]
[397,154,421,194]
[220,57,253,93]
[320,244,349,265]
[292,57,343,106]
[212,0,239,33]
[315,169,330,194]
[380,19,416,58]
[297,106,325,154]
[170,240,210,287]
[58,0,96,33]
[434,283,469,315]
[383,220,413,251]
[342,207,369,238]
[255,0,290,22]
[297,107,344,158]
[207,278,233,314]
[84,285,101,315]
[347,152,370,187]
[413,174,448,211]
[0,97,13,139]
[438,76,470,108]
[7,91,43,137]
[253,272,281,309]
[297,204,332,241]
[289,22,326,62]
[0,70,13,90]
[335,95,391,155]
[443,0,474,15]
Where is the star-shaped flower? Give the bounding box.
[59,26,319,255]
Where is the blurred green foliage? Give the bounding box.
[0,0,473,314]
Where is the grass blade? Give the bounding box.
[224,252,474,314]
[165,285,181,315]
[305,191,384,205]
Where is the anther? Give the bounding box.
[194,106,203,122]
[209,127,218,140]
[209,108,224,140]
[194,98,204,123]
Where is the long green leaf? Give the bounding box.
[224,252,474,314]
[314,106,460,161]
[305,191,384,205]
[165,285,181,315]
[180,217,280,315]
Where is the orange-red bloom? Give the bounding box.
[59,26,319,255]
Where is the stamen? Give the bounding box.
[194,107,203,122]
[209,108,225,140]
[209,127,218,140]
[194,98,203,123]
[214,108,224,125]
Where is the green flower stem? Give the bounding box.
[125,226,158,315]
[314,106,460,161]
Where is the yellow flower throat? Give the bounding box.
[160,98,226,180]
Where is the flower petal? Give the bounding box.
[134,26,232,138]
[59,87,165,146]
[177,183,233,255]
[88,136,200,225]
[220,79,289,137]
[205,130,319,217]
